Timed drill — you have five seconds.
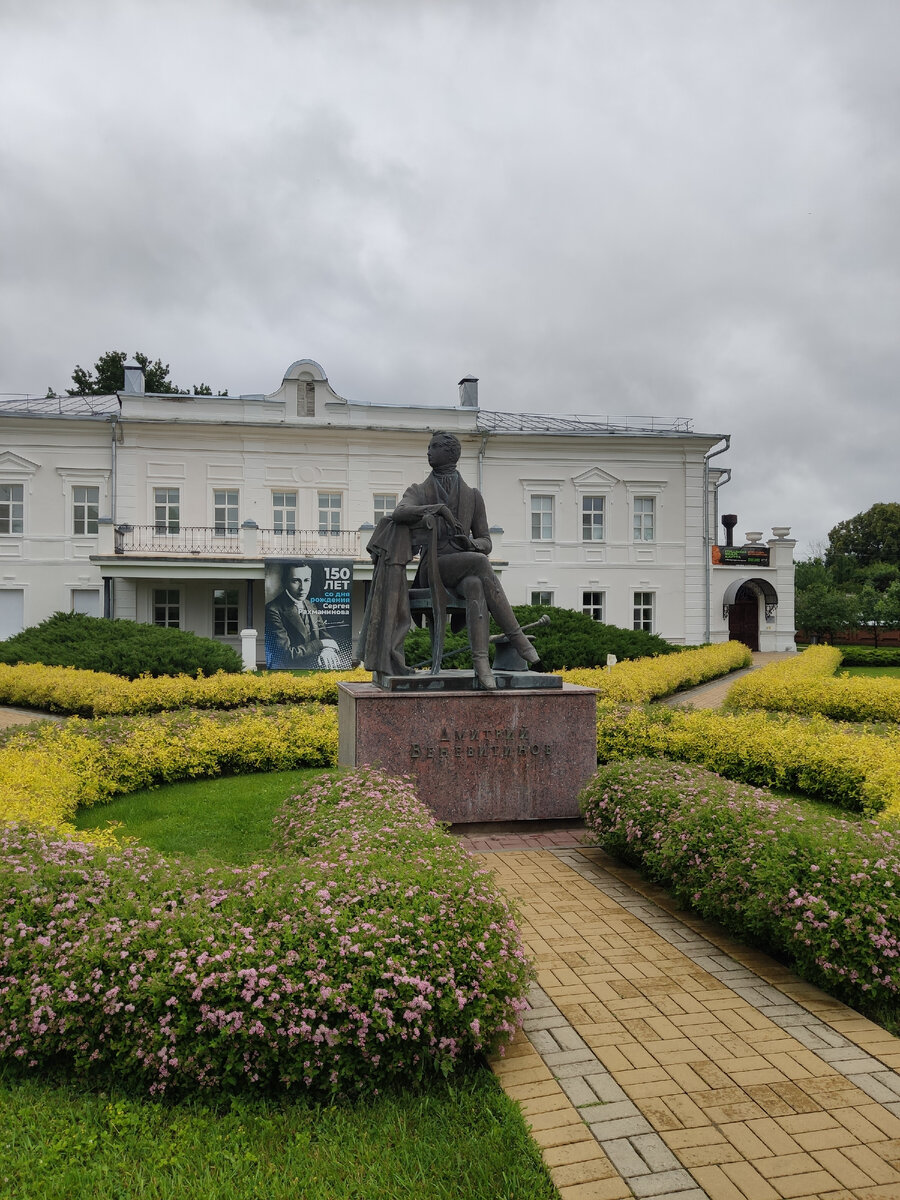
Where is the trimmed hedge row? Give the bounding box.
[0,705,338,836]
[726,646,900,723]
[1,770,531,1097]
[837,647,900,667]
[0,662,367,717]
[580,759,900,1023]
[562,641,751,702]
[595,703,900,817]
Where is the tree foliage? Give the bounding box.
[64,350,226,397]
[827,502,900,569]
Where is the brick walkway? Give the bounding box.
[477,846,900,1200]
[459,656,900,1199]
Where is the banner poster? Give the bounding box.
[264,559,354,670]
[711,545,770,567]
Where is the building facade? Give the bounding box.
[0,358,796,659]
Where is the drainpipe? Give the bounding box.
[703,436,730,642]
[105,413,120,620]
[109,413,119,523]
[476,434,489,492]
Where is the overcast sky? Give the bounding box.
[3,0,898,556]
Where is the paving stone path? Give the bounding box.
[475,845,900,1199]
[457,655,900,1199]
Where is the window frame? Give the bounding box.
[153,487,181,535]
[633,591,655,633]
[272,490,298,533]
[530,589,554,606]
[581,494,605,542]
[530,494,554,541]
[212,587,240,637]
[318,491,343,535]
[632,496,656,542]
[0,483,24,535]
[72,484,100,536]
[152,587,181,628]
[373,493,398,525]
[582,590,605,622]
[213,488,240,536]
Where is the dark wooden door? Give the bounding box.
[728,585,759,650]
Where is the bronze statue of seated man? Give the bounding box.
[357,431,541,689]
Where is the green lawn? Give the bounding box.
[0,1068,556,1200]
[73,768,336,863]
[840,666,900,679]
[19,771,559,1200]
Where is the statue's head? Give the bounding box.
[427,431,461,469]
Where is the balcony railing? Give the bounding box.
[257,528,361,557]
[113,524,362,558]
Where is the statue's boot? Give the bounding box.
[472,651,497,690]
[482,577,542,665]
[467,595,498,690]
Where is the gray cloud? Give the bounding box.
[2,0,898,553]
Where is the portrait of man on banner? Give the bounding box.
[264,559,353,670]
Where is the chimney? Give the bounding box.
[123,363,145,395]
[721,513,737,547]
[458,375,479,408]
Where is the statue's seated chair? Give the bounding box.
[408,586,467,674]
[407,586,532,676]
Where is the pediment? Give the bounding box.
[0,451,40,475]
[572,466,619,487]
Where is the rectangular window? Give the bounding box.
[318,492,342,534]
[582,496,604,541]
[213,588,239,636]
[73,485,100,535]
[633,591,654,633]
[0,484,24,534]
[214,489,239,535]
[530,590,554,606]
[153,588,180,628]
[531,495,554,541]
[272,491,297,533]
[633,497,655,542]
[153,487,180,534]
[583,591,604,622]
[373,493,397,524]
[72,589,101,616]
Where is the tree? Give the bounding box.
[795,583,856,644]
[64,351,226,397]
[826,503,900,570]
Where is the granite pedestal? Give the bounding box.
[337,681,597,823]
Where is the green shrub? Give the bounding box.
[0,613,243,678]
[404,606,679,672]
[580,759,900,1025]
[838,646,900,667]
[0,770,531,1098]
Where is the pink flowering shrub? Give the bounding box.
[0,770,531,1097]
[581,759,900,1023]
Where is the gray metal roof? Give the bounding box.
[0,393,120,416]
[476,409,693,435]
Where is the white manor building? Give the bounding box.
[0,358,796,662]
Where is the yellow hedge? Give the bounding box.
[596,702,900,817]
[0,662,368,717]
[561,641,751,702]
[0,705,339,839]
[726,645,900,723]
